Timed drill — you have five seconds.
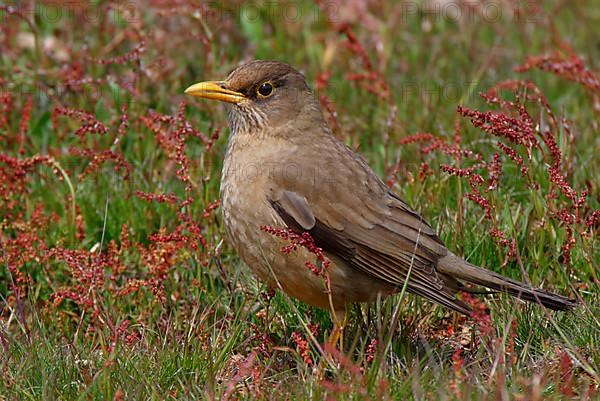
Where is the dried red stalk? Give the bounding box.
[53,106,109,137]
[141,104,194,198]
[17,95,32,154]
[315,71,342,135]
[385,160,401,188]
[69,147,133,179]
[90,41,146,65]
[319,343,372,398]
[74,204,85,241]
[365,338,377,364]
[456,80,593,267]
[137,102,219,256]
[0,154,52,215]
[558,351,575,397]
[462,293,493,339]
[134,191,181,205]
[0,92,13,133]
[517,52,600,94]
[202,198,221,218]
[221,352,259,401]
[457,105,539,149]
[418,162,433,182]
[401,132,479,161]
[48,248,109,313]
[398,132,435,145]
[118,103,129,137]
[338,24,389,100]
[259,226,330,277]
[291,331,312,366]
[486,152,502,191]
[450,349,464,398]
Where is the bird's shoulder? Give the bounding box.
[270,135,446,253]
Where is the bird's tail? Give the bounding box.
[437,253,577,311]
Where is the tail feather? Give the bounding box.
[437,253,577,311]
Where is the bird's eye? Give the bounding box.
[257,82,274,97]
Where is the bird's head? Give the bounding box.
[185,60,323,136]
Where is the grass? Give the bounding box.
[1,1,599,399]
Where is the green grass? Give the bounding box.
[1,1,599,399]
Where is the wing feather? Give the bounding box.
[267,137,470,314]
[269,189,471,314]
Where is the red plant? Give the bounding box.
[450,349,464,398]
[558,351,575,397]
[462,293,493,339]
[53,106,109,137]
[0,92,13,133]
[69,147,133,179]
[28,99,221,348]
[365,338,377,364]
[516,51,600,98]
[89,40,146,65]
[221,351,261,401]
[315,71,342,135]
[400,78,597,268]
[0,153,52,216]
[338,24,389,100]
[319,342,383,399]
[259,226,331,280]
[291,331,313,366]
[134,191,180,205]
[17,95,32,154]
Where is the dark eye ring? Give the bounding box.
[257,82,274,97]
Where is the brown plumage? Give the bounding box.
[185,60,577,323]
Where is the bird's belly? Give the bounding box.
[220,177,329,307]
[220,176,395,309]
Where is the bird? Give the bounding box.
[184,60,576,343]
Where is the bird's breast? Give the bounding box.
[218,134,369,308]
[219,134,297,280]
[217,134,397,310]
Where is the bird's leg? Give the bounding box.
[323,271,346,351]
[316,308,347,378]
[327,308,347,351]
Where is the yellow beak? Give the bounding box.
[184,81,246,104]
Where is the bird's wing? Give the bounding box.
[269,141,471,314]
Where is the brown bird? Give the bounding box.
[185,60,576,341]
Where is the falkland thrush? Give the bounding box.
[185,60,576,338]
